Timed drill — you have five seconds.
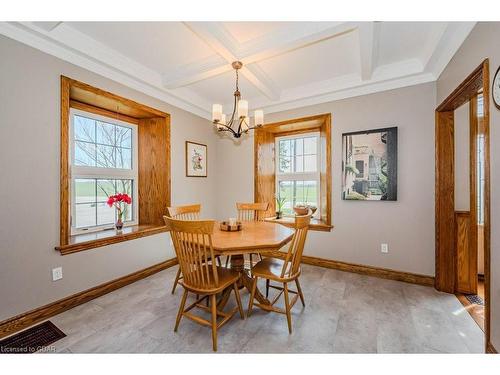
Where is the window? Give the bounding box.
[70,109,138,234]
[275,133,320,218]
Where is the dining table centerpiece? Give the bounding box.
[107,193,132,231]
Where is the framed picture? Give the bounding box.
[185,141,207,177]
[342,127,397,201]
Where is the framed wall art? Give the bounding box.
[342,127,397,201]
[185,141,207,177]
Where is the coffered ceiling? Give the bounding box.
[0,21,475,119]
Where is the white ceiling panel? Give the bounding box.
[68,22,216,73]
[377,22,448,66]
[257,29,359,90]
[223,22,295,43]
[185,68,262,104]
[0,21,475,118]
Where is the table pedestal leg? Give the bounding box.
[217,254,271,310]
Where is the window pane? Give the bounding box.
[295,155,304,172]
[304,137,317,154]
[278,181,294,215]
[96,121,116,146]
[116,179,132,196]
[295,138,303,155]
[74,141,96,166]
[75,179,95,203]
[96,144,116,168]
[74,115,95,142]
[304,155,317,172]
[278,180,318,215]
[97,179,115,202]
[116,147,132,169]
[116,126,132,148]
[75,203,96,228]
[279,156,292,173]
[279,140,291,157]
[97,202,115,226]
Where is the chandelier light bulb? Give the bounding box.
[212,104,222,122]
[254,110,264,127]
[238,100,248,119]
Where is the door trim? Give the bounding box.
[435,59,490,352]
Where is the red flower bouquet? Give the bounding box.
[107,193,132,230]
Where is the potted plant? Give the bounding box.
[275,194,286,219]
[107,193,132,231]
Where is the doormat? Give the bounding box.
[465,294,484,306]
[0,321,66,354]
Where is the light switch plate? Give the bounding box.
[381,244,389,253]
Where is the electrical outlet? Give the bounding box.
[52,267,63,281]
[381,243,389,253]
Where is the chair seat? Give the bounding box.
[180,266,240,294]
[252,257,299,282]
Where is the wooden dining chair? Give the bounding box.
[163,216,244,351]
[167,204,221,294]
[225,202,269,268]
[247,214,311,334]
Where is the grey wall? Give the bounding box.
[215,82,437,276]
[436,21,500,350]
[0,35,216,321]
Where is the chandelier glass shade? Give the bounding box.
[211,61,264,138]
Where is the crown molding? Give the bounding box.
[0,22,213,119]
[0,21,475,121]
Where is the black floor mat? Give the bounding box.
[465,294,484,306]
[0,321,66,354]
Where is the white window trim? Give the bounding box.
[69,108,139,235]
[275,132,320,219]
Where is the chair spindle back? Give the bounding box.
[236,202,269,222]
[280,215,311,278]
[163,217,219,289]
[167,204,201,220]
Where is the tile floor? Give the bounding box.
[47,264,484,353]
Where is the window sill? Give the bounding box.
[55,224,169,255]
[264,217,333,232]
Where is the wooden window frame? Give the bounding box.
[69,108,140,234]
[255,114,332,232]
[56,76,171,255]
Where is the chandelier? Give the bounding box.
[212,61,264,138]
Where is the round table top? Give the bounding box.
[212,221,294,255]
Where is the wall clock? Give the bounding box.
[493,65,500,110]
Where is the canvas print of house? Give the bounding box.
[342,127,397,201]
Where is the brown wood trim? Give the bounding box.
[70,100,140,125]
[60,76,171,249]
[254,113,331,224]
[63,76,169,118]
[301,255,434,286]
[486,342,498,354]
[60,77,71,246]
[435,59,491,353]
[435,110,455,293]
[437,62,484,112]
[482,59,492,353]
[56,225,169,255]
[273,253,434,286]
[264,217,333,232]
[455,211,476,293]
[0,258,178,339]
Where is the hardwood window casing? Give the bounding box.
[255,114,332,231]
[57,76,171,255]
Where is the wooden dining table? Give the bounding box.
[211,221,294,308]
